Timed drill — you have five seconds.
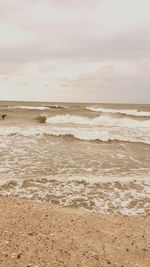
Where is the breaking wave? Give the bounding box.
[87,107,150,117]
[46,114,150,128]
[8,106,49,110]
[8,105,67,110]
[0,126,150,144]
[36,115,47,123]
[44,105,67,109]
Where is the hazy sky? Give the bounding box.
[0,0,150,103]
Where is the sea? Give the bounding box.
[0,101,150,215]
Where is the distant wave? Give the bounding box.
[87,107,150,117]
[8,105,67,110]
[0,126,150,144]
[8,106,49,110]
[46,114,150,128]
[44,105,67,109]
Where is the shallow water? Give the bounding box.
[0,101,150,214]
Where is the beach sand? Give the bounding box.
[0,196,150,267]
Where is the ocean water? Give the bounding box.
[0,101,150,215]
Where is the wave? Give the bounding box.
[36,115,47,123]
[87,107,150,117]
[46,114,150,128]
[8,105,67,110]
[44,105,67,109]
[0,126,150,144]
[8,106,49,110]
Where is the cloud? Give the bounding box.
[0,24,150,67]
[61,59,150,103]
[30,0,101,9]
[0,0,150,64]
[0,0,150,102]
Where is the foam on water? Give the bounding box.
[0,102,150,214]
[44,105,67,109]
[46,114,150,128]
[8,106,49,110]
[0,125,149,144]
[0,175,150,215]
[87,107,150,117]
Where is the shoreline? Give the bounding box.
[0,196,150,267]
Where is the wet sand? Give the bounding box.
[0,196,150,267]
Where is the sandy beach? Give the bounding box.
[0,0,150,263]
[0,196,150,267]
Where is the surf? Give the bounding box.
[8,106,49,110]
[46,114,150,128]
[0,125,150,144]
[87,107,150,117]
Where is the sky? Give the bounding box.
[0,0,150,103]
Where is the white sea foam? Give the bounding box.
[0,126,150,144]
[45,105,67,109]
[8,105,67,110]
[46,114,150,128]
[87,107,150,117]
[0,174,150,215]
[8,106,49,110]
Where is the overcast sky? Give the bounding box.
[0,0,150,103]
